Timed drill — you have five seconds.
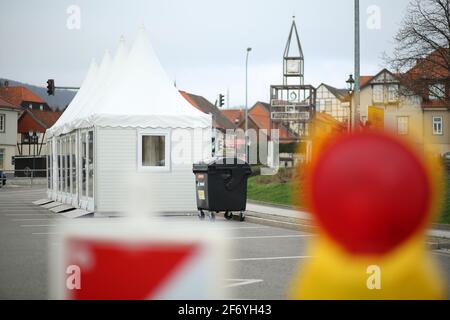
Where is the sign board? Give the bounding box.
[271,111,310,121]
[368,106,384,129]
[50,219,227,299]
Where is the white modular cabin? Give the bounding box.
[46,29,212,214]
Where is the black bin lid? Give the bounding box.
[193,157,252,173]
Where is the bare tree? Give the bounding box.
[386,0,450,99]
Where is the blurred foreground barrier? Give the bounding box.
[289,130,446,299]
[50,218,228,299]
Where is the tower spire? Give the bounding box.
[284,17,304,59]
[283,17,304,85]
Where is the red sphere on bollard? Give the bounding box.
[308,131,432,255]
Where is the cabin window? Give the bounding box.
[81,132,87,197]
[57,140,61,192]
[138,130,171,171]
[432,116,443,135]
[88,131,94,198]
[71,134,77,195]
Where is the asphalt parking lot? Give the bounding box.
[0,186,449,299]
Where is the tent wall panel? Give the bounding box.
[96,127,211,213]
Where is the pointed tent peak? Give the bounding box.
[133,25,151,47]
[135,24,149,43]
[100,49,112,65]
[113,35,129,66]
[96,49,113,77]
[128,25,162,71]
[47,56,100,135]
[138,23,147,32]
[94,27,210,121]
[284,18,304,59]
[83,58,99,81]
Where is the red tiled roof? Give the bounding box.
[30,109,62,128]
[0,86,45,106]
[180,90,236,130]
[222,109,244,126]
[18,109,62,133]
[0,96,21,110]
[407,48,449,80]
[360,76,373,88]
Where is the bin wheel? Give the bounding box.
[198,210,206,220]
[224,211,233,220]
[209,211,216,221]
[239,211,246,222]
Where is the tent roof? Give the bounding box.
[48,28,210,137]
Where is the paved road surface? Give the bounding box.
[0,186,449,299]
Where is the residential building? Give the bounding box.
[359,69,425,149]
[358,50,450,157]
[0,85,52,111]
[405,49,450,156]
[316,83,350,124]
[17,109,62,156]
[0,85,62,159]
[0,97,21,172]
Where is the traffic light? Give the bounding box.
[47,79,55,96]
[219,94,225,107]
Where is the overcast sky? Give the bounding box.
[0,0,411,107]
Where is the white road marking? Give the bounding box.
[217,226,270,230]
[1,209,49,210]
[225,279,264,288]
[32,232,60,235]
[229,256,311,262]
[4,213,52,216]
[228,235,313,240]
[11,218,56,221]
[21,224,57,227]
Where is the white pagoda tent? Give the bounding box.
[46,28,212,213]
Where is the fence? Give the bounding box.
[0,169,48,187]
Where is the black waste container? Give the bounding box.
[193,158,252,221]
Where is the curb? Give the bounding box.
[239,211,450,249]
[427,240,450,250]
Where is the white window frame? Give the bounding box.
[397,116,409,136]
[137,129,171,172]
[373,85,384,103]
[0,114,5,133]
[432,116,443,135]
[388,84,399,102]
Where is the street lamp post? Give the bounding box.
[245,47,252,162]
[346,74,355,133]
